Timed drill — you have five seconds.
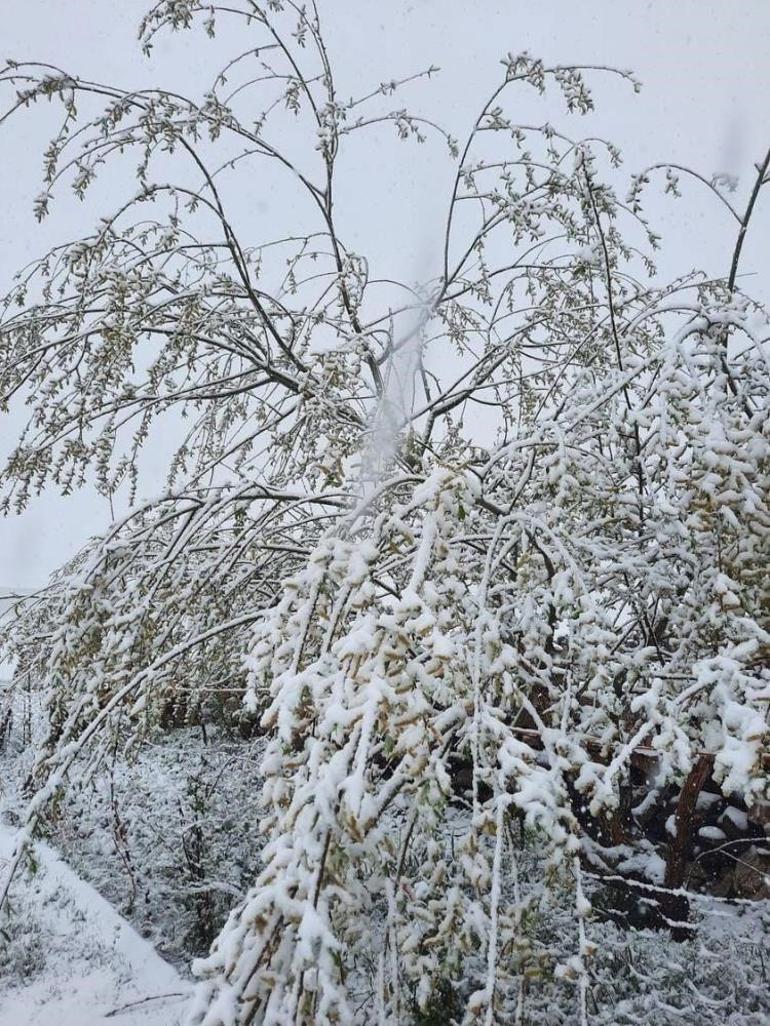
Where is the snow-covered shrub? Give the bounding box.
[0,877,45,986]
[0,3,768,1024]
[45,729,265,962]
[0,707,264,965]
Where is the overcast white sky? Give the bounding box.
[1,0,769,588]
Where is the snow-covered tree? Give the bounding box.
[1,3,768,1024]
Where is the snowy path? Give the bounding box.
[0,823,191,1025]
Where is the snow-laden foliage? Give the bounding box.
[1,3,769,1024]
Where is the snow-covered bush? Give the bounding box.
[45,729,264,961]
[1,3,768,1024]
[0,881,45,987]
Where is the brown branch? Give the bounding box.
[664,754,715,890]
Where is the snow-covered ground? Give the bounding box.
[0,822,190,1025]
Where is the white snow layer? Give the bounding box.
[0,822,189,1025]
